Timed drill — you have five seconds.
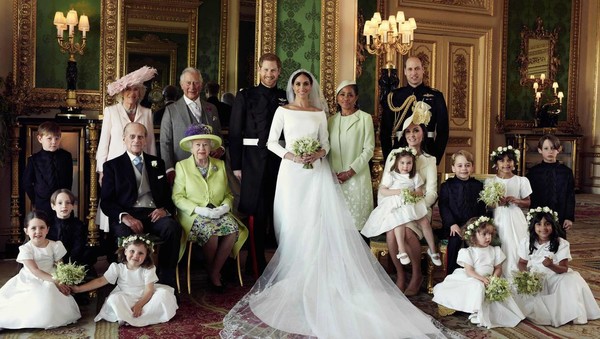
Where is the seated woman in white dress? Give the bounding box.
[362,147,439,267]
[433,216,524,328]
[72,234,178,327]
[220,69,458,339]
[0,211,80,330]
[515,207,600,327]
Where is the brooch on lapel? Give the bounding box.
[211,165,218,172]
[151,160,158,168]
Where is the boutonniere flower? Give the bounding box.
[151,160,158,168]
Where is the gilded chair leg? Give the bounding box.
[175,265,181,294]
[187,241,193,294]
[427,259,435,294]
[237,255,243,287]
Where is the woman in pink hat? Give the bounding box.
[96,66,158,233]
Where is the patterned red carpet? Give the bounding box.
[1,195,598,338]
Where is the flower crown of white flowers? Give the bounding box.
[121,234,154,250]
[393,147,417,157]
[489,145,520,164]
[526,206,559,224]
[464,216,493,238]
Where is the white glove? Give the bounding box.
[213,204,230,218]
[194,206,215,218]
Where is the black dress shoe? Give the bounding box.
[207,279,225,294]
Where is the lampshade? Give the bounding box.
[79,14,90,31]
[53,11,66,26]
[372,12,382,24]
[396,11,406,23]
[66,9,78,26]
[408,18,417,30]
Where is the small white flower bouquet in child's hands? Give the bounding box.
[485,276,510,302]
[291,137,321,169]
[479,182,505,206]
[512,271,544,296]
[400,189,423,205]
[53,262,87,285]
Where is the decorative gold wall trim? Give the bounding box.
[255,0,277,82]
[449,42,474,130]
[320,0,338,114]
[397,0,493,16]
[218,0,230,92]
[13,0,117,110]
[448,136,472,147]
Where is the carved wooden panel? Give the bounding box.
[396,0,493,16]
[448,42,474,131]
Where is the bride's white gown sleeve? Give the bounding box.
[220,107,455,339]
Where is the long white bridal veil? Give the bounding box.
[285,69,329,114]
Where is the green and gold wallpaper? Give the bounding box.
[276,0,321,85]
[505,0,571,122]
[35,0,101,90]
[197,0,221,83]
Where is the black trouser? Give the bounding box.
[111,208,181,287]
[446,234,465,275]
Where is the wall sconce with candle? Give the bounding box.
[530,73,563,128]
[53,9,90,112]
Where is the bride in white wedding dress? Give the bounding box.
[221,70,457,338]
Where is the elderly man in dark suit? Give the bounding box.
[101,122,181,288]
[160,67,224,184]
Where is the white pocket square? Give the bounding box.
[158,175,164,179]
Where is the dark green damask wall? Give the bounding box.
[35,0,101,90]
[197,1,221,83]
[505,0,571,122]
[276,0,321,85]
[356,0,377,115]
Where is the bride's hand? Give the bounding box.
[304,149,325,164]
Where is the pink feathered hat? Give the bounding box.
[107,66,157,96]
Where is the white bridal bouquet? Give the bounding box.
[479,181,505,206]
[291,137,321,169]
[512,271,544,296]
[485,276,510,302]
[53,262,87,285]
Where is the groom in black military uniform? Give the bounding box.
[229,53,288,274]
[380,56,449,164]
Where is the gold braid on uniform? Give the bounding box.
[387,93,416,145]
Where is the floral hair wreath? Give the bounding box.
[526,206,559,224]
[393,147,417,157]
[120,234,154,252]
[464,216,493,238]
[489,145,520,166]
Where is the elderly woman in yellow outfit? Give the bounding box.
[172,123,247,292]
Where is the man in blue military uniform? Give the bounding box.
[380,56,449,164]
[229,53,288,274]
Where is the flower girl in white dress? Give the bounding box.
[72,234,178,327]
[361,147,441,266]
[0,211,80,330]
[515,207,600,327]
[432,216,525,328]
[485,146,531,278]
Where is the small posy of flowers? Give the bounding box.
[53,262,87,285]
[512,271,544,296]
[478,182,506,206]
[485,276,511,302]
[464,216,493,238]
[291,137,321,169]
[400,188,423,205]
[526,206,559,224]
[151,160,158,168]
[120,234,154,250]
[490,145,520,166]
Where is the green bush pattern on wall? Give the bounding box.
[276,0,321,85]
[197,0,221,84]
[356,1,377,116]
[505,0,571,122]
[35,0,100,91]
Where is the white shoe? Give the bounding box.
[396,252,411,265]
[427,248,442,266]
[468,313,480,324]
